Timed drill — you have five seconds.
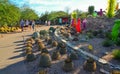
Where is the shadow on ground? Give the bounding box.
[0,60,28,74]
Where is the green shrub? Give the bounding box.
[49,27,55,33]
[40,30,48,36]
[105,32,112,39]
[88,6,94,15]
[112,49,120,60]
[32,32,40,39]
[41,48,49,54]
[102,39,113,47]
[59,47,67,54]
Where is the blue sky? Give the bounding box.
[9,0,119,16]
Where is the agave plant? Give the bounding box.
[52,50,61,60]
[26,52,36,62]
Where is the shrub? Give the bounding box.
[88,6,94,15]
[112,49,120,60]
[40,30,48,36]
[25,47,32,54]
[59,47,67,55]
[47,38,52,45]
[105,32,112,39]
[38,43,45,51]
[49,27,55,33]
[32,32,40,39]
[37,69,47,74]
[39,53,51,67]
[92,30,98,36]
[102,39,113,47]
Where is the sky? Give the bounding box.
[9,0,119,16]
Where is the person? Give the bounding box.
[48,20,51,26]
[20,19,24,32]
[32,20,35,31]
[29,20,32,30]
[25,20,29,27]
[45,20,47,25]
[82,18,87,30]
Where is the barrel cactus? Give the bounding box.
[52,50,61,60]
[25,47,32,54]
[63,57,74,72]
[47,38,52,45]
[26,38,34,44]
[35,38,42,44]
[57,42,66,49]
[39,53,51,67]
[59,47,67,55]
[52,41,58,47]
[38,42,45,51]
[83,58,96,72]
[26,43,32,48]
[69,52,78,60]
[32,32,40,39]
[26,52,36,62]
[41,48,49,54]
[37,69,47,74]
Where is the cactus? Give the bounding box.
[38,42,45,51]
[32,32,40,39]
[25,47,32,54]
[52,50,61,60]
[37,69,47,74]
[26,52,36,62]
[83,58,96,72]
[63,57,74,72]
[41,48,49,54]
[47,38,52,45]
[26,43,32,48]
[52,41,58,47]
[26,38,34,44]
[69,52,78,60]
[59,47,67,55]
[39,53,51,67]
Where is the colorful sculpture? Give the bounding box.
[71,11,82,33]
[111,19,120,42]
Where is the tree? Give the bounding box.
[88,6,94,15]
[20,8,39,20]
[0,1,21,26]
[106,0,116,18]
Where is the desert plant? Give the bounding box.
[83,58,96,72]
[69,52,78,60]
[26,43,33,48]
[111,70,120,74]
[35,38,42,44]
[106,0,116,18]
[39,53,51,67]
[102,39,113,47]
[63,57,74,72]
[92,30,98,36]
[41,48,49,54]
[26,38,34,44]
[52,41,58,47]
[32,32,40,39]
[45,36,50,42]
[112,49,120,60]
[57,42,65,49]
[105,32,112,39]
[59,47,67,54]
[37,69,47,74]
[52,50,61,60]
[47,38,52,45]
[40,30,48,37]
[88,6,94,15]
[38,43,45,51]
[26,52,36,62]
[49,27,55,33]
[25,47,32,54]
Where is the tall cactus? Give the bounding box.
[106,0,116,18]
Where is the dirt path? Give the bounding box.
[0,26,56,74]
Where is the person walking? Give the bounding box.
[20,19,24,32]
[32,20,35,31]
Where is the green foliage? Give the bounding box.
[106,0,116,18]
[111,20,120,42]
[49,27,55,33]
[105,32,112,39]
[39,30,48,36]
[20,8,39,20]
[32,32,40,39]
[39,53,51,67]
[0,2,21,26]
[41,48,49,54]
[88,6,94,15]
[102,39,113,47]
[112,49,120,60]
